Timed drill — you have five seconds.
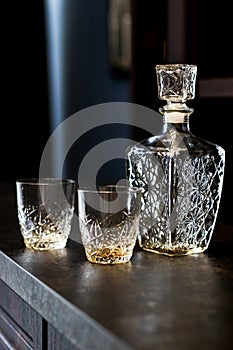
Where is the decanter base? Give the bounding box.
[140,245,207,257]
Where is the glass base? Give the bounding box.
[140,245,207,257]
[24,238,68,250]
[85,246,133,264]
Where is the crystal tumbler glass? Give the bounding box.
[78,185,141,264]
[16,178,76,250]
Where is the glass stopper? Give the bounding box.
[155,64,197,103]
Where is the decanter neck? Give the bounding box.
[155,63,197,133]
[160,102,192,132]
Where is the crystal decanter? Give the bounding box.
[127,63,225,256]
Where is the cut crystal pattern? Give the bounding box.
[18,203,74,250]
[128,145,225,255]
[79,211,139,264]
[156,64,197,102]
[127,64,225,256]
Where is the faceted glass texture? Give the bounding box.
[156,63,197,102]
[127,64,225,256]
[78,186,141,264]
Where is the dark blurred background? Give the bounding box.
[1,0,233,225]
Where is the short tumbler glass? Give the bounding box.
[78,185,141,264]
[16,178,76,250]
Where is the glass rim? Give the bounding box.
[16,178,76,186]
[77,185,141,194]
[155,63,197,70]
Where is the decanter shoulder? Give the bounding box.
[184,132,225,157]
[127,131,225,159]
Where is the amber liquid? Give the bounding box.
[85,246,134,264]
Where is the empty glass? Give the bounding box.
[16,178,76,250]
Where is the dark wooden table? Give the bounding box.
[0,181,233,350]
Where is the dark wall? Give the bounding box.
[2,1,50,181]
[2,1,232,225]
[44,0,131,182]
[2,0,131,183]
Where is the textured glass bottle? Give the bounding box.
[127,64,225,256]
